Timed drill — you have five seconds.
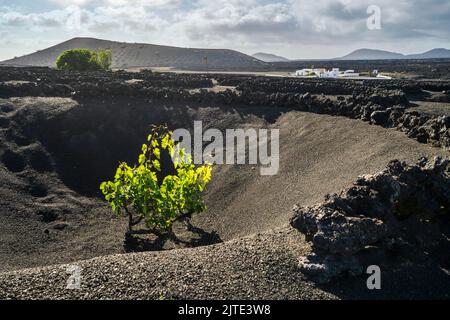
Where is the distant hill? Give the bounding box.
[336,49,404,60]
[252,52,289,62]
[407,48,450,59]
[0,37,269,70]
[337,48,450,60]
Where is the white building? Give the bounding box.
[327,68,340,78]
[295,69,314,76]
[294,67,389,79]
[339,70,360,78]
[295,68,328,78]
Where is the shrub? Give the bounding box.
[100,126,212,238]
[56,48,112,71]
[97,49,112,70]
[56,49,99,71]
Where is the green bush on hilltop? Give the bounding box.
[100,125,213,238]
[56,48,112,71]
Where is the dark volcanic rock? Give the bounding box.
[292,207,388,255]
[0,103,14,113]
[298,253,364,284]
[370,110,389,126]
[291,157,450,283]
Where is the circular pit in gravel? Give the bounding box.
[1,150,25,173]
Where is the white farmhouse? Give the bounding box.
[294,67,387,79]
[339,70,360,78]
[295,68,328,77]
[326,68,340,78]
[295,69,314,76]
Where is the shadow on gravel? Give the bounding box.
[123,219,223,253]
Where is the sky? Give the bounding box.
[0,0,449,61]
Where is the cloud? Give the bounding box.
[46,0,182,8]
[0,0,449,60]
[173,2,298,43]
[0,4,166,34]
[0,7,67,29]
